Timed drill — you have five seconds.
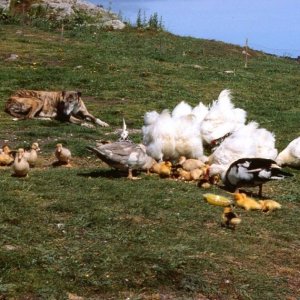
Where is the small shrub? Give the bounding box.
[136,9,143,28]
[135,10,164,31]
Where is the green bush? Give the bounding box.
[135,10,164,31]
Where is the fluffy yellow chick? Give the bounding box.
[258,200,282,213]
[12,148,30,177]
[190,168,204,180]
[150,161,172,178]
[178,156,205,171]
[233,193,262,211]
[0,145,14,166]
[221,207,242,230]
[55,143,72,167]
[177,168,192,181]
[24,142,40,167]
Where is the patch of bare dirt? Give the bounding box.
[35,154,107,169]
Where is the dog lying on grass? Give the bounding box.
[5,90,109,128]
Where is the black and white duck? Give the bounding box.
[221,157,293,197]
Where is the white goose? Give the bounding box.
[276,137,300,168]
[209,121,278,168]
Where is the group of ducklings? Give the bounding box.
[203,192,282,230]
[2,139,282,232]
[149,156,213,187]
[0,142,72,177]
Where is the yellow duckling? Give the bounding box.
[178,156,205,171]
[233,193,262,211]
[0,145,14,166]
[24,142,40,167]
[221,207,242,230]
[190,168,204,180]
[177,168,192,181]
[12,148,30,177]
[258,200,282,213]
[55,143,72,167]
[150,161,172,178]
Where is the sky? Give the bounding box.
[90,0,300,58]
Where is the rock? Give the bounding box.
[1,0,126,30]
[102,19,126,30]
[39,0,125,29]
[67,292,84,300]
[5,54,19,61]
[0,0,10,10]
[3,244,18,251]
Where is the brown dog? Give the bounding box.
[5,90,109,128]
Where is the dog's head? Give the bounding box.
[61,91,81,115]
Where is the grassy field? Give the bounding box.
[0,24,300,299]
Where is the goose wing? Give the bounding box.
[87,141,150,170]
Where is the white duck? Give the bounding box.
[24,142,40,167]
[201,89,247,146]
[276,137,300,168]
[55,143,72,166]
[87,141,155,179]
[12,148,30,177]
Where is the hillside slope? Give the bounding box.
[0,24,299,299]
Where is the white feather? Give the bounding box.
[192,102,209,123]
[172,101,192,118]
[201,89,247,144]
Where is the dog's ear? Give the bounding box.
[77,91,82,98]
[62,91,66,98]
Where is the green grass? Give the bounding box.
[0,24,300,299]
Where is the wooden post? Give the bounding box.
[22,2,25,26]
[61,23,64,41]
[244,38,249,68]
